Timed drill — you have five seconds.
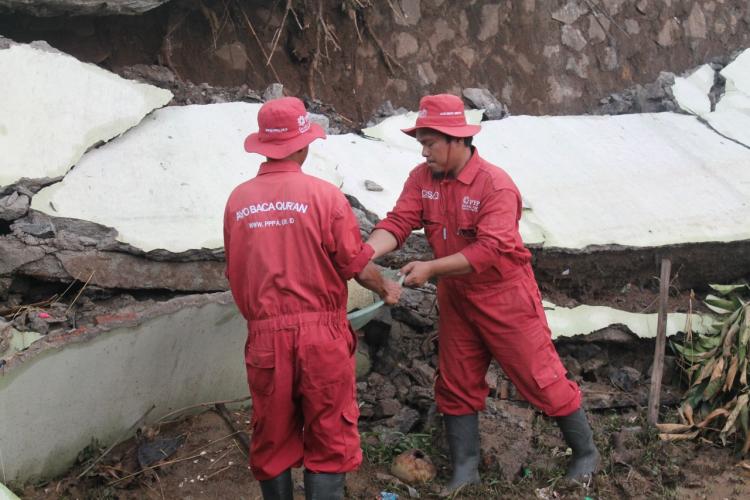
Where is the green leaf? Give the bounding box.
[709,284,749,296]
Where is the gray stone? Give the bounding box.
[624,19,640,35]
[0,192,30,221]
[566,54,590,78]
[375,398,402,418]
[462,88,508,120]
[395,32,419,58]
[478,3,501,41]
[657,18,680,47]
[602,46,618,71]
[552,1,588,25]
[588,15,608,43]
[364,180,384,192]
[308,112,330,133]
[635,0,648,15]
[685,3,707,39]
[0,0,170,16]
[395,0,421,26]
[387,406,420,433]
[608,366,642,392]
[262,83,284,102]
[600,0,626,16]
[561,25,588,51]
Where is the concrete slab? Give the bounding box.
[0,293,247,484]
[543,301,713,340]
[0,43,172,188]
[32,103,343,253]
[672,64,714,116]
[352,112,750,249]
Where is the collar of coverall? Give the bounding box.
[257,159,303,175]
[453,147,481,185]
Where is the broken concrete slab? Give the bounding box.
[356,111,750,250]
[0,0,171,16]
[0,192,29,221]
[0,42,172,188]
[31,103,343,253]
[0,292,247,484]
[672,64,715,116]
[543,301,712,340]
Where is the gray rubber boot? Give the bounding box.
[443,413,481,494]
[304,470,345,500]
[555,408,601,482]
[259,469,293,500]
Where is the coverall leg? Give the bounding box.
[435,271,581,418]
[244,312,362,481]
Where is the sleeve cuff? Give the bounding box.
[460,246,491,274]
[340,243,375,280]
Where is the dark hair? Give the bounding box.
[438,132,473,148]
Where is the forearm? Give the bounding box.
[355,260,389,297]
[429,252,473,277]
[365,229,399,259]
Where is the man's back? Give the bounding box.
[224,160,362,321]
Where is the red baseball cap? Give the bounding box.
[402,94,481,138]
[244,97,326,159]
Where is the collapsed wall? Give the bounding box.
[0,1,749,122]
[2,22,750,486]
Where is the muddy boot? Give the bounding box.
[259,469,293,500]
[442,413,481,495]
[304,470,345,500]
[555,408,601,483]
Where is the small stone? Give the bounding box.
[685,3,707,39]
[602,47,618,71]
[364,180,384,192]
[387,406,420,433]
[0,192,30,221]
[657,18,680,47]
[561,25,588,51]
[635,0,648,15]
[375,398,401,418]
[624,19,640,35]
[462,88,508,120]
[608,366,642,391]
[262,83,284,101]
[552,1,589,24]
[307,112,330,133]
[588,15,607,43]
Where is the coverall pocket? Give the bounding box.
[531,346,567,390]
[342,400,360,425]
[246,348,275,396]
[303,337,351,391]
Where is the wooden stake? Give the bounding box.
[648,257,672,426]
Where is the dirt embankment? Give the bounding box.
[1,0,749,122]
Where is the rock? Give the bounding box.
[120,64,176,87]
[478,402,535,480]
[552,1,588,25]
[0,192,30,221]
[602,47,618,71]
[394,0,421,26]
[387,406,421,433]
[391,307,433,331]
[566,54,590,78]
[391,449,437,484]
[365,180,384,192]
[462,88,508,120]
[262,83,284,101]
[375,398,402,418]
[635,0,648,15]
[588,15,608,43]
[356,345,372,380]
[12,214,56,238]
[410,359,435,387]
[686,5,708,40]
[477,3,501,41]
[308,112,330,133]
[624,19,640,35]
[657,18,680,47]
[395,32,419,58]
[608,366,642,391]
[0,0,170,16]
[561,25,587,51]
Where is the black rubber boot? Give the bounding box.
[555,408,601,482]
[443,413,481,494]
[259,469,293,500]
[304,470,345,500]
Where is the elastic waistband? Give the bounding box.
[247,310,349,333]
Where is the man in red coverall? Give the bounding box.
[366,94,600,493]
[224,97,401,500]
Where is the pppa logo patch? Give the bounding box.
[418,108,428,118]
[462,196,480,212]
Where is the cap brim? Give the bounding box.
[244,123,326,159]
[401,124,481,138]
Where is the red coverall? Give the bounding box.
[375,149,581,417]
[223,160,373,480]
